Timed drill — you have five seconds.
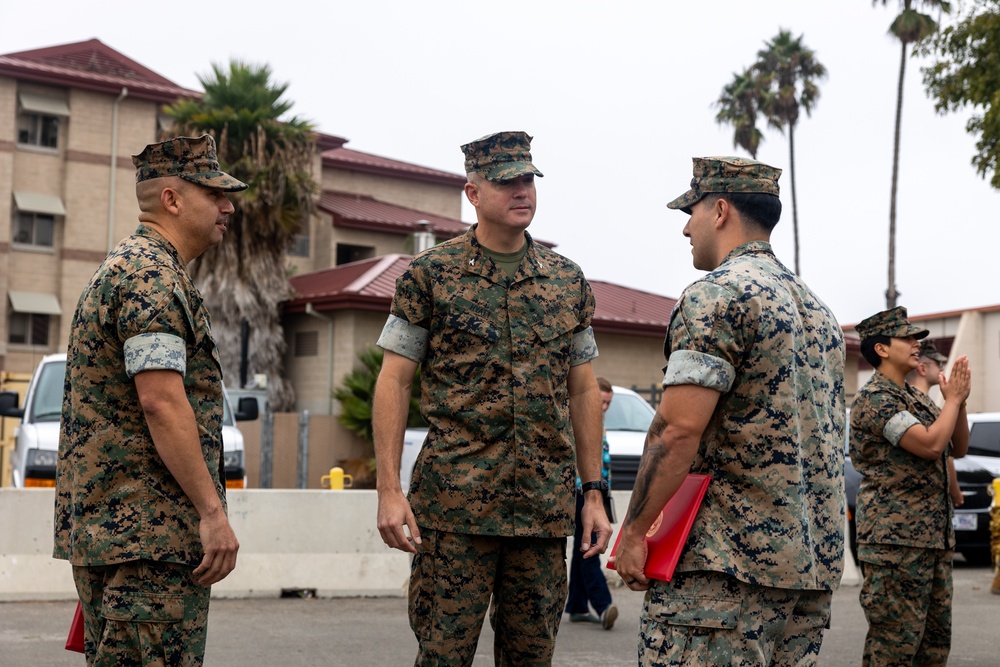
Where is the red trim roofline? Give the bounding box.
[323,147,467,187]
[0,38,197,103]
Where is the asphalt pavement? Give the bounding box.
[2,560,996,666]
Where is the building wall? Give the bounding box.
[325,225,423,266]
[323,167,461,219]
[591,331,665,395]
[283,150,327,276]
[284,309,387,416]
[1,77,162,373]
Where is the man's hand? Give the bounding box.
[579,493,611,557]
[610,526,650,591]
[377,489,421,553]
[193,510,239,586]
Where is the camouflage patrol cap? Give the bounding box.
[132,135,247,191]
[461,131,543,182]
[667,156,781,214]
[855,306,929,342]
[918,339,948,364]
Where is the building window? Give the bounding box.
[295,331,319,357]
[13,211,55,247]
[8,313,49,346]
[16,92,69,150]
[17,113,61,149]
[336,243,375,266]
[287,233,310,257]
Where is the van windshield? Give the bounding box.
[605,392,655,432]
[968,421,1000,457]
[31,360,66,422]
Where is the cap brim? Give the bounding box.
[901,324,930,340]
[666,189,702,214]
[181,171,248,192]
[485,162,543,182]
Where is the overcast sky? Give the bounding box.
[4,1,996,326]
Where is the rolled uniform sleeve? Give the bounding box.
[123,333,186,377]
[661,281,741,391]
[116,275,198,376]
[377,314,429,362]
[570,326,598,366]
[884,411,921,446]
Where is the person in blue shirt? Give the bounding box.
[566,376,618,629]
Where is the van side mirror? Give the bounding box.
[0,391,24,419]
[234,396,259,422]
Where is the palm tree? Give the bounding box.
[716,68,766,159]
[165,61,317,410]
[334,346,425,445]
[755,30,827,276]
[874,1,951,308]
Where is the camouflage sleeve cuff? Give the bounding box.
[123,333,186,378]
[884,410,920,446]
[570,326,598,366]
[377,314,429,363]
[661,350,735,392]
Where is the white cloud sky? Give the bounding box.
[4,0,996,325]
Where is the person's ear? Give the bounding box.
[160,186,182,215]
[713,197,730,228]
[874,342,890,359]
[464,181,480,207]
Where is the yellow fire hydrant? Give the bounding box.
[321,466,353,490]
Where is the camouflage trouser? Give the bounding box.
[408,528,567,667]
[72,560,209,667]
[858,543,952,667]
[638,570,831,666]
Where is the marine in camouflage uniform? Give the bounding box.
[850,307,971,666]
[612,157,846,666]
[54,135,246,666]
[374,131,609,666]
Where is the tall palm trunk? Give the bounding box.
[788,121,800,275]
[887,40,907,309]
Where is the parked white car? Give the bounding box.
[398,385,656,492]
[0,353,256,488]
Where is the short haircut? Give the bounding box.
[596,376,612,393]
[703,192,782,232]
[860,335,891,368]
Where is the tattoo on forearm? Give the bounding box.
[625,441,668,529]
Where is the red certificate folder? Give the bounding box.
[65,600,85,653]
[606,473,711,582]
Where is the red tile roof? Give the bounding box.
[589,280,675,336]
[0,39,196,103]
[286,255,675,337]
[323,147,467,187]
[319,191,470,238]
[286,255,412,314]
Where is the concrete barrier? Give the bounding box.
[1,488,857,600]
[0,488,411,601]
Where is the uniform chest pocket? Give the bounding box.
[434,297,501,383]
[528,309,578,343]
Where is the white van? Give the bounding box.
[0,353,256,488]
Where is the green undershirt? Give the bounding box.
[481,242,528,279]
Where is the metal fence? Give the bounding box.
[237,411,374,490]
[629,383,662,409]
